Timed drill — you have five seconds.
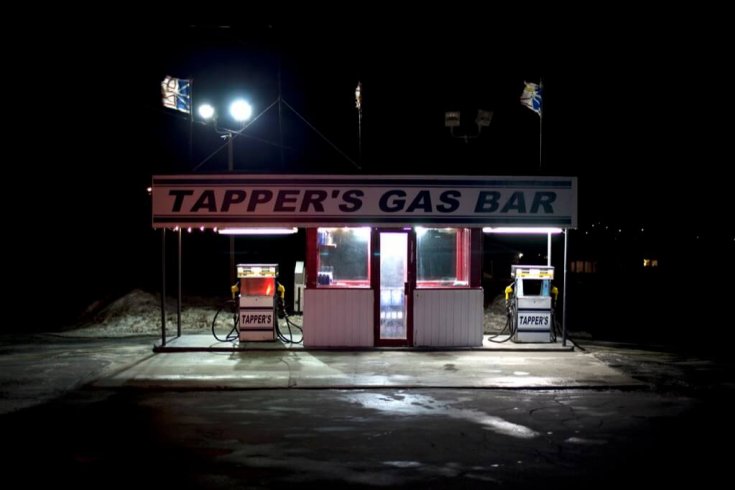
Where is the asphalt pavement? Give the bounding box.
[2,333,734,488]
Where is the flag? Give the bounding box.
[520,81,542,115]
[162,75,191,114]
[355,81,362,110]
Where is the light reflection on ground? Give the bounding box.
[344,392,539,439]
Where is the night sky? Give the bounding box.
[9,15,732,328]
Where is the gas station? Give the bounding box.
[151,174,576,349]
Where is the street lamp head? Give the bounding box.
[444,111,461,128]
[230,99,253,122]
[476,109,493,128]
[198,103,216,120]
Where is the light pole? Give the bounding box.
[227,132,235,286]
[198,99,253,286]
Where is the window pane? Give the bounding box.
[317,227,370,287]
[416,227,469,287]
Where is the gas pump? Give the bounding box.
[237,263,277,342]
[508,265,555,343]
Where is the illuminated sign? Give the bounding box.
[152,175,577,228]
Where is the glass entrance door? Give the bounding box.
[376,230,414,345]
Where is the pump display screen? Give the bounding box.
[240,277,275,296]
[522,280,544,296]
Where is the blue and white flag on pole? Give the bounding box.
[161,75,191,114]
[520,81,542,115]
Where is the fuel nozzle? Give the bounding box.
[505,284,514,313]
[551,285,559,306]
[504,285,514,303]
[230,283,240,300]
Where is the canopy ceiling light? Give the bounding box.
[218,227,298,235]
[482,227,563,234]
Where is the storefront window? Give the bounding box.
[416,227,470,288]
[316,227,371,287]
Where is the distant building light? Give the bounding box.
[571,260,597,273]
[643,258,659,268]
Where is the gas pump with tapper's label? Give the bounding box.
[507,265,557,343]
[237,264,278,342]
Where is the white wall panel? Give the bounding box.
[414,289,483,346]
[303,289,374,347]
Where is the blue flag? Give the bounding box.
[520,81,542,115]
[161,75,191,114]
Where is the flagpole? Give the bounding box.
[278,58,285,166]
[539,78,543,169]
[355,82,362,165]
[358,105,362,164]
[539,110,543,169]
[189,78,194,166]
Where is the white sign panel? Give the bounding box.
[517,311,551,331]
[152,175,577,228]
[240,309,274,329]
